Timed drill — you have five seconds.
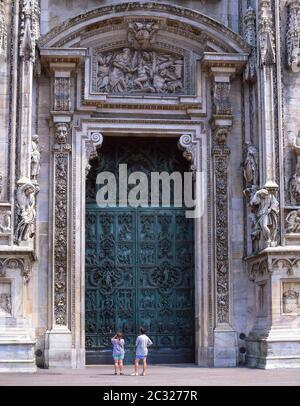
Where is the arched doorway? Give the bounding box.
[85,137,195,364]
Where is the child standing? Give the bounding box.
[131,327,153,376]
[111,332,125,375]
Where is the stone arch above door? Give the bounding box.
[40,1,249,110]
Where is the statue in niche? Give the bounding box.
[286,209,300,233]
[15,178,36,243]
[289,133,300,204]
[243,143,258,189]
[250,188,279,247]
[31,134,40,183]
[95,47,184,94]
[289,163,300,204]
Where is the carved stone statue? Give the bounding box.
[128,21,159,49]
[31,134,40,183]
[250,188,279,247]
[15,178,36,243]
[55,123,69,145]
[286,210,300,233]
[243,144,258,188]
[289,162,300,204]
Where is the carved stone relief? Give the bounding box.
[0,210,11,234]
[286,210,300,233]
[248,258,269,282]
[93,47,184,94]
[128,20,159,49]
[53,123,71,326]
[0,282,11,316]
[287,0,300,70]
[212,126,231,324]
[54,78,71,112]
[213,82,232,115]
[15,177,37,244]
[0,0,7,60]
[282,282,300,314]
[272,258,300,276]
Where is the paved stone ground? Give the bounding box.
[0,365,300,386]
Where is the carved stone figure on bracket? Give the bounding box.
[94,47,184,94]
[15,177,36,244]
[128,21,159,49]
[31,134,40,183]
[250,188,279,247]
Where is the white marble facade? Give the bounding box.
[0,0,300,372]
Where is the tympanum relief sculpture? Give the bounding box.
[94,48,184,94]
[93,20,184,94]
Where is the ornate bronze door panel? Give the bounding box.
[85,138,194,364]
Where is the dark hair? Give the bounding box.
[140,327,147,334]
[116,332,123,340]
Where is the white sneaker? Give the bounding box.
[141,371,146,376]
[130,372,138,376]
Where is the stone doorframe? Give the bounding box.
[46,119,209,368]
[39,2,250,368]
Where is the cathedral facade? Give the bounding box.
[1,0,300,372]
